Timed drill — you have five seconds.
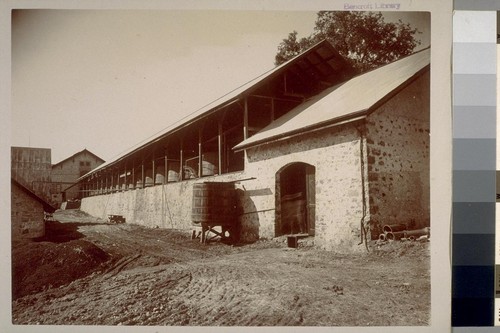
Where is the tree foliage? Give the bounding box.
[275,11,422,72]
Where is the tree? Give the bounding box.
[275,11,422,73]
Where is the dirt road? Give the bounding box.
[12,209,430,326]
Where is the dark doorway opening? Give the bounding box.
[275,162,315,237]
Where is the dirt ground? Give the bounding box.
[11,209,430,326]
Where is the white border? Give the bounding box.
[0,1,452,332]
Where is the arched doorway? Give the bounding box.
[275,162,315,236]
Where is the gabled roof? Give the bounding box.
[233,48,430,151]
[79,40,355,180]
[52,149,105,168]
[12,178,56,213]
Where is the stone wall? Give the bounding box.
[11,182,45,239]
[81,171,246,230]
[365,71,430,236]
[245,124,367,252]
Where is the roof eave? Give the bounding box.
[11,178,57,213]
[234,60,431,153]
[233,112,368,152]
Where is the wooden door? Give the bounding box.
[305,165,316,236]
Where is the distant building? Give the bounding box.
[11,178,55,239]
[11,147,52,203]
[51,149,105,205]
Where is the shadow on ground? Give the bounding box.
[12,218,111,300]
[33,220,108,243]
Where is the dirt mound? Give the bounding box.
[12,239,109,299]
[53,209,105,223]
[371,238,430,259]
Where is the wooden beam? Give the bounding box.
[132,161,135,189]
[164,148,168,184]
[243,96,248,140]
[198,128,202,177]
[141,158,145,189]
[218,119,222,175]
[247,94,302,103]
[152,150,156,186]
[124,164,127,191]
[179,138,184,181]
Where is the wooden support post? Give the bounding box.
[243,96,249,163]
[133,164,136,189]
[201,224,207,244]
[152,150,156,186]
[180,139,184,181]
[218,119,222,175]
[198,128,202,177]
[141,159,145,189]
[124,164,127,191]
[243,96,249,140]
[164,149,168,184]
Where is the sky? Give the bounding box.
[11,9,430,164]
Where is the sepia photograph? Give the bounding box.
[5,2,449,330]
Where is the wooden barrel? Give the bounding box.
[167,170,179,182]
[202,161,216,176]
[144,176,154,187]
[155,173,165,184]
[191,182,236,226]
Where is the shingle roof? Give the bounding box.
[233,48,430,151]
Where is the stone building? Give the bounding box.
[11,178,55,239]
[77,41,430,252]
[51,149,105,206]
